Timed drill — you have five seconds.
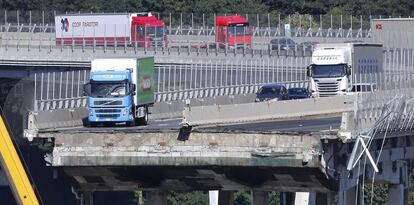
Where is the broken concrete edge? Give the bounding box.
[46,131,327,167]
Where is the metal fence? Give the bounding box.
[30,56,311,111]
[0,10,377,38]
[0,32,317,58]
[29,48,414,112]
[353,48,414,134]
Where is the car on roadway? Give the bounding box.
[255,84,289,102]
[288,87,311,99]
[270,38,298,50]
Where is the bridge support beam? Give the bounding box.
[251,190,268,205]
[280,192,295,205]
[218,190,234,205]
[330,185,364,205]
[209,190,218,205]
[145,190,167,205]
[294,192,316,205]
[388,184,407,205]
[83,191,94,205]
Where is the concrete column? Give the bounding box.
[0,168,8,186]
[294,192,316,205]
[326,192,339,205]
[145,190,167,205]
[280,192,295,205]
[209,190,219,205]
[388,184,406,205]
[218,190,234,205]
[83,191,94,205]
[334,185,364,205]
[343,186,357,205]
[251,190,268,205]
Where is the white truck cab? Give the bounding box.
[307,43,383,97]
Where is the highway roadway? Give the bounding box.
[51,115,341,133]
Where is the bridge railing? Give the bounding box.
[0,10,375,38]
[348,48,414,136]
[0,33,320,58]
[29,56,311,111]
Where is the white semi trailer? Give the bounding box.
[306,43,383,97]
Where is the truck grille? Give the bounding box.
[94,100,123,106]
[96,114,120,118]
[95,109,121,113]
[317,82,339,97]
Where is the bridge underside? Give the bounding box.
[61,166,336,192]
[39,129,338,193]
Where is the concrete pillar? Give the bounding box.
[280,192,295,205]
[218,190,234,205]
[209,190,219,205]
[334,185,364,205]
[294,192,316,205]
[145,190,167,205]
[83,191,94,205]
[252,190,268,205]
[326,192,339,205]
[0,168,8,186]
[388,184,406,205]
[343,186,357,205]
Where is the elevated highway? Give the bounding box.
[29,93,414,205]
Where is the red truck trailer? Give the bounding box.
[215,15,251,49]
[55,12,167,47]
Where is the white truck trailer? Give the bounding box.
[306,43,383,97]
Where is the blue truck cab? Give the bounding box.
[84,58,155,127]
[84,69,136,126]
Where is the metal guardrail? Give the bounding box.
[0,23,372,39]
[30,56,311,111]
[0,34,320,58]
[0,10,375,38]
[337,49,414,140]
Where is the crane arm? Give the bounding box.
[0,115,39,205]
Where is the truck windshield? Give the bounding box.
[227,23,250,36]
[138,26,164,38]
[312,65,346,78]
[90,81,127,98]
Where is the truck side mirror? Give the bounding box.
[83,83,91,96]
[346,65,352,75]
[306,66,312,77]
[129,84,136,95]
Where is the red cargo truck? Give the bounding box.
[55,12,167,47]
[215,15,252,49]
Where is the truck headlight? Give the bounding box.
[122,109,128,116]
[89,109,94,116]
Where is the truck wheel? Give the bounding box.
[126,121,135,127]
[135,111,148,125]
[89,122,98,127]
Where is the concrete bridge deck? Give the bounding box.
[39,120,338,193]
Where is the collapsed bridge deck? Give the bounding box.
[38,116,341,192]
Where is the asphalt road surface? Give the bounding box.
[57,115,341,133]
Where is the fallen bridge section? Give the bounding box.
[39,129,337,192]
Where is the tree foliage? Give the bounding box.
[1,0,413,17]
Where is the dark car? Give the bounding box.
[299,41,318,52]
[255,84,289,102]
[288,87,311,99]
[270,38,298,50]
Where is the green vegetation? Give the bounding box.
[1,0,414,16]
